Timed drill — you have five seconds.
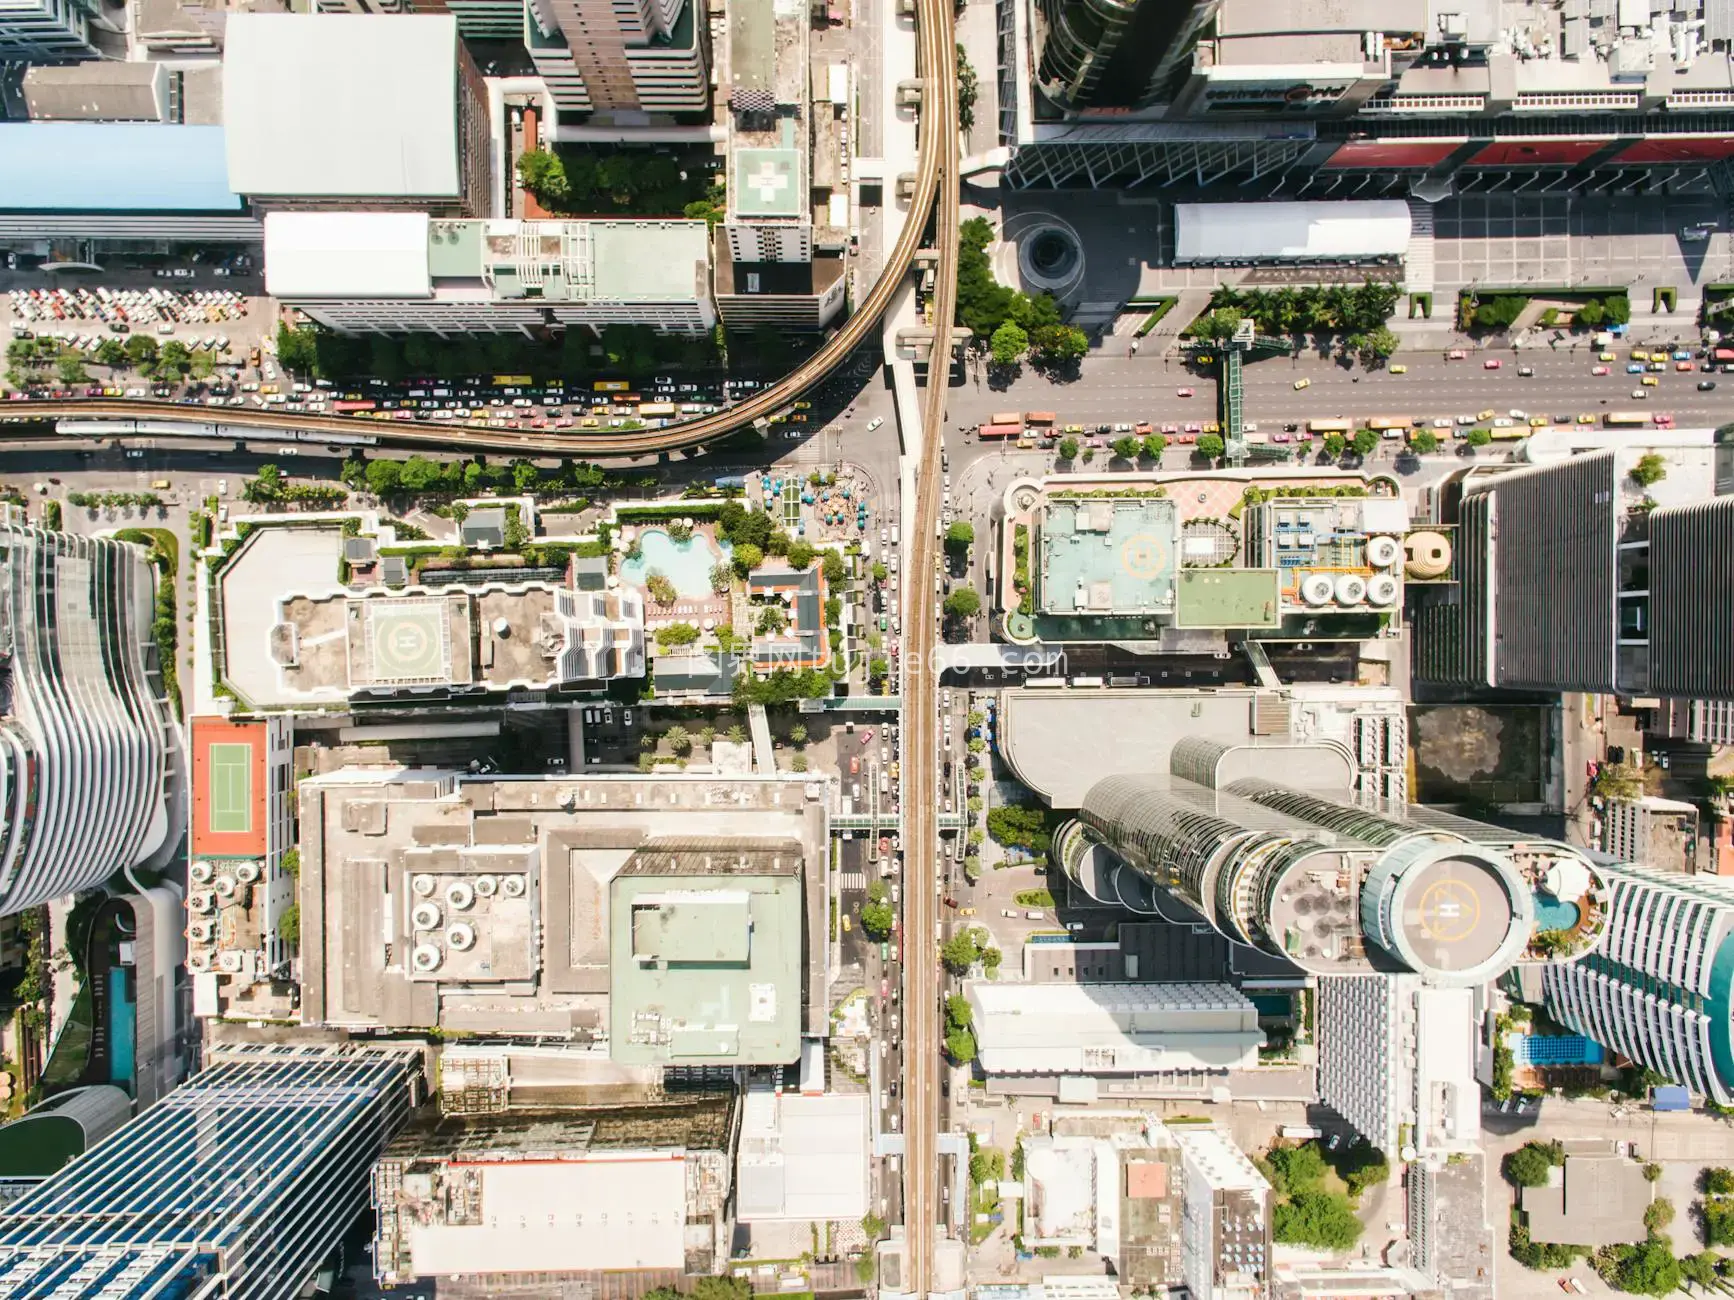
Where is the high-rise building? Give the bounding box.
[1059,738,1607,986]
[1543,861,1734,1106]
[526,0,707,117]
[0,0,100,62]
[0,1044,422,1299]
[1033,0,1219,113]
[0,510,180,916]
[1174,1127,1271,1300]
[1414,437,1734,699]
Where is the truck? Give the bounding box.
[1279,1125,1323,1140]
[890,524,900,545]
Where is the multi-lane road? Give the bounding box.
[950,344,1734,433]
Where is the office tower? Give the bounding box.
[1543,862,1734,1106]
[1059,738,1606,986]
[0,0,100,62]
[1415,440,1734,699]
[1174,1127,1270,1300]
[0,510,179,916]
[1033,0,1219,112]
[0,1044,421,1299]
[526,0,707,117]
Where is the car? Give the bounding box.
[1674,349,1693,361]
[866,417,883,431]
[1577,413,1596,423]
[1448,348,1466,359]
[1508,409,1527,419]
[1176,387,1194,397]
[1388,364,1407,374]
[1493,417,1514,427]
[1631,389,1649,400]
[1483,358,1502,369]
[1632,349,1650,361]
[1598,351,1616,362]
[1517,366,1534,376]
[1627,362,1647,374]
[1477,408,1496,420]
[1642,375,1659,386]
[1701,380,1719,391]
[1592,365,1610,375]
[1529,415,1549,427]
[1650,361,1668,372]
[1678,360,1697,372]
[1292,378,1310,390]
[1432,418,1453,429]
[1456,414,1476,425]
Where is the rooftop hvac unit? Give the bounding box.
[412,874,437,898]
[190,862,213,884]
[187,951,211,973]
[1366,535,1402,568]
[1334,574,1368,605]
[1300,573,1336,607]
[235,862,260,884]
[412,902,443,932]
[501,875,527,899]
[218,951,244,974]
[1367,574,1400,607]
[213,875,237,899]
[474,875,498,898]
[190,891,216,914]
[445,880,475,911]
[447,922,476,952]
[412,943,443,973]
[188,921,214,944]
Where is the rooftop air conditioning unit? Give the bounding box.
[1367,574,1400,607]
[1334,574,1368,605]
[445,881,475,912]
[190,862,213,884]
[412,943,443,973]
[235,862,260,884]
[187,951,211,973]
[412,902,443,932]
[447,922,476,952]
[501,875,527,899]
[213,875,237,899]
[474,875,498,898]
[188,921,214,944]
[1366,535,1402,568]
[218,951,244,973]
[1300,573,1336,607]
[412,874,437,898]
[190,891,216,914]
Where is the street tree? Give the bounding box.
[989,320,1028,368]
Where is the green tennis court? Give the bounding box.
[207,743,253,834]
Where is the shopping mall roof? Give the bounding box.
[0,123,240,212]
[223,14,461,198]
[263,212,432,298]
[1174,200,1411,264]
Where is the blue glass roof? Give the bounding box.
[0,124,242,213]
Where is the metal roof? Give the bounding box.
[0,123,240,213]
[223,14,461,198]
[263,212,432,299]
[1174,201,1411,263]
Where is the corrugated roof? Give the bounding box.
[1174,200,1411,263]
[223,13,461,198]
[0,123,240,213]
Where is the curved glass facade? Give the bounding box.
[0,514,177,915]
[1035,0,1219,112]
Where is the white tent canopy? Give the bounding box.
[1174,200,1411,264]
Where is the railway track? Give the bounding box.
[900,0,960,1292]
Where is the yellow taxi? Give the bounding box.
[1641,375,1659,387]
[793,401,811,410]
[1577,413,1596,424]
[1064,423,1085,434]
[1293,378,1311,390]
[1195,354,1215,365]
[790,413,808,422]
[1204,421,1221,434]
[1477,408,1496,420]
[1389,364,1408,374]
[768,412,789,423]
[1632,349,1650,361]
[580,416,600,427]
[1598,351,1616,362]
[1528,415,1549,427]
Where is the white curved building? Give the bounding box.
[0,512,178,914]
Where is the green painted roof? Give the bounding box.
[1175,569,1282,629]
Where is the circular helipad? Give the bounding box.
[1398,853,1516,975]
[1120,532,1172,581]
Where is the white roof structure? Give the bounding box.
[223,14,461,198]
[264,212,432,298]
[967,981,1264,1076]
[402,1155,687,1275]
[736,1088,869,1221]
[1173,201,1411,264]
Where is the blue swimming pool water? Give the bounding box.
[1532,894,1581,931]
[618,528,732,598]
[107,966,134,1087]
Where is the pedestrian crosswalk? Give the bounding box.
[840,872,866,891]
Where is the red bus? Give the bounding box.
[333,400,377,412]
[978,423,1022,439]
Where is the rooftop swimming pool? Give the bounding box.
[619,528,732,598]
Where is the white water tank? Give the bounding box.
[1367,574,1401,607]
[447,922,476,952]
[1301,573,1336,607]
[1334,573,1368,605]
[412,902,443,932]
[412,874,437,898]
[1367,535,1402,568]
[412,944,443,973]
[190,862,213,884]
[501,875,527,899]
[445,880,475,911]
[474,875,498,898]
